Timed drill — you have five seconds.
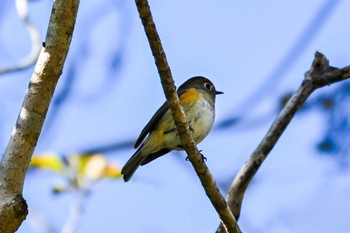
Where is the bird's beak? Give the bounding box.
[215,90,224,95]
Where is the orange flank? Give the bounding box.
[180,88,201,105]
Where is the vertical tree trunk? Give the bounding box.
[0,1,80,232]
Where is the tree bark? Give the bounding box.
[0,1,80,232]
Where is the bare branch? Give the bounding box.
[0,0,80,232]
[0,0,41,75]
[216,52,350,232]
[134,0,240,232]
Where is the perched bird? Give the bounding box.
[122,76,223,182]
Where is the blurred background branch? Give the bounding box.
[28,153,121,233]
[216,0,341,132]
[0,0,41,75]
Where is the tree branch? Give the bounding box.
[216,52,350,232]
[0,1,80,232]
[134,1,240,232]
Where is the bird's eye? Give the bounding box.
[204,83,211,90]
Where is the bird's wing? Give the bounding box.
[134,87,189,149]
[140,148,171,165]
[134,101,169,148]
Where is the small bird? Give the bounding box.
[121,76,223,182]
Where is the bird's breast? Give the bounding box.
[186,98,215,144]
[150,96,215,151]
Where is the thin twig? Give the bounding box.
[216,52,350,232]
[134,0,240,232]
[61,192,85,233]
[0,0,41,75]
[0,1,80,232]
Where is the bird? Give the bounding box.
[121,76,223,182]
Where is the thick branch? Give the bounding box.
[0,1,80,232]
[216,52,350,232]
[134,0,240,232]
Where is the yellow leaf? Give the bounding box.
[103,165,122,179]
[30,154,65,173]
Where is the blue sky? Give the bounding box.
[1,0,350,232]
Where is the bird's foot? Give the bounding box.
[185,150,207,162]
[199,150,207,162]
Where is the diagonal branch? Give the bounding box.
[216,52,350,232]
[0,1,80,232]
[134,0,240,232]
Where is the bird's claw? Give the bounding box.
[185,150,207,162]
[200,153,207,162]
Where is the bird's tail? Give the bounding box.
[121,148,145,182]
